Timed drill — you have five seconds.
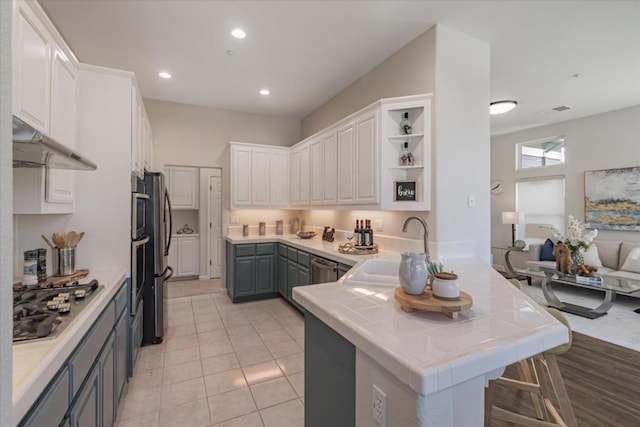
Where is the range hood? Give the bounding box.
[12,116,97,171]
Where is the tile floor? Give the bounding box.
[116,280,305,427]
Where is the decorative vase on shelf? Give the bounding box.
[571,251,584,274]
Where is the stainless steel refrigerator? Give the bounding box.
[142,171,173,345]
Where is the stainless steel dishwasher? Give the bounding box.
[311,256,339,284]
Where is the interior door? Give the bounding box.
[209,174,222,278]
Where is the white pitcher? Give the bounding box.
[399,252,428,295]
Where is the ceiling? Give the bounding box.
[40,1,640,136]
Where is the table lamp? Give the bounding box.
[502,211,524,247]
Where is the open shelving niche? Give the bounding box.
[380,94,432,211]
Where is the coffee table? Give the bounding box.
[517,267,640,319]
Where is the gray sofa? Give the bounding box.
[527,239,640,283]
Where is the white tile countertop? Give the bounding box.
[225,233,407,266]
[12,270,126,425]
[292,257,568,396]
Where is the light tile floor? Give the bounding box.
[116,281,305,427]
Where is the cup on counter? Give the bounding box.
[242,224,249,236]
[259,222,266,236]
[23,250,38,286]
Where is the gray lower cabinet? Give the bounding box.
[115,309,128,403]
[20,366,69,427]
[131,299,143,373]
[278,253,288,297]
[228,243,277,302]
[69,364,100,427]
[19,280,129,427]
[99,333,116,427]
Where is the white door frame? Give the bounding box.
[199,168,222,279]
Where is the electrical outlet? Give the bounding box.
[375,219,384,232]
[372,384,387,427]
[468,194,476,208]
[230,216,239,224]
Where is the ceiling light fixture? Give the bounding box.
[259,89,270,96]
[158,71,172,79]
[490,100,517,115]
[231,28,246,39]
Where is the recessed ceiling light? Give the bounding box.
[231,28,246,39]
[259,89,270,96]
[158,71,172,79]
[490,100,517,115]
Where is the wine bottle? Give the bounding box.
[364,220,373,246]
[359,219,366,246]
[400,141,410,165]
[354,220,360,246]
[400,112,412,134]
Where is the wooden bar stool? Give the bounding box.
[485,304,578,426]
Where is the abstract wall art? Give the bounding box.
[584,166,640,231]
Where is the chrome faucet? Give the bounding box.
[402,216,430,262]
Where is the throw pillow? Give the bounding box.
[582,244,603,268]
[540,238,556,261]
[621,247,640,273]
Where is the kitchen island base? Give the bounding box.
[305,311,505,427]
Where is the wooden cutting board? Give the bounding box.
[394,287,472,319]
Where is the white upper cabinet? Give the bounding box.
[167,166,199,210]
[355,109,378,204]
[309,130,337,206]
[251,149,271,207]
[322,130,338,205]
[289,148,300,206]
[231,145,252,208]
[337,121,356,204]
[230,143,290,209]
[309,137,324,205]
[50,48,76,148]
[13,0,79,213]
[270,150,289,207]
[298,143,310,206]
[13,0,52,134]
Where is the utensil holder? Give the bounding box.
[52,247,76,276]
[259,222,266,236]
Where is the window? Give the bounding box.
[517,136,565,170]
[516,176,565,245]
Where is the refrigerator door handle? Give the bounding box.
[164,189,173,256]
[159,265,173,281]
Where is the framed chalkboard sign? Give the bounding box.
[394,180,417,201]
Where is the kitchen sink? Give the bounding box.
[343,259,400,286]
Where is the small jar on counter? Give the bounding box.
[276,220,283,235]
[259,222,266,236]
[23,250,38,286]
[36,248,47,282]
[242,224,249,236]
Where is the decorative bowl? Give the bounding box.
[296,231,317,239]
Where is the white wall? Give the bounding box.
[0,0,13,423]
[491,105,640,247]
[432,26,491,262]
[145,99,301,171]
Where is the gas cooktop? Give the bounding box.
[13,280,102,343]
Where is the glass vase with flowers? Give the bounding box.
[542,215,598,271]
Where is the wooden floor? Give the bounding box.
[491,332,640,427]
